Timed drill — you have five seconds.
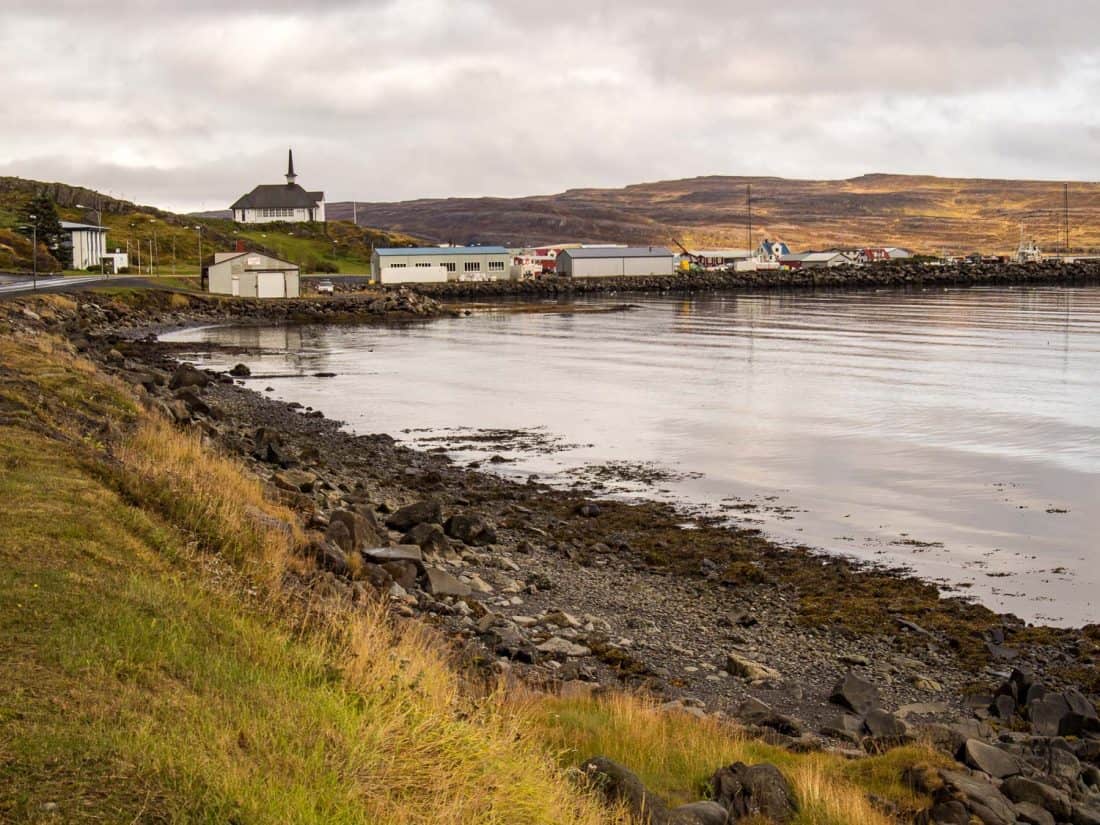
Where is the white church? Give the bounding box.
[230,149,325,224]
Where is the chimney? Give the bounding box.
[286,148,297,185]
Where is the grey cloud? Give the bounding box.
[1,0,1098,213]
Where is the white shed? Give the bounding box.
[556,246,675,278]
[206,251,300,298]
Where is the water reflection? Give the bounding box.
[165,286,1100,626]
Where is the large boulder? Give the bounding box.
[403,522,451,555]
[328,508,387,551]
[710,762,798,823]
[168,363,210,390]
[422,566,471,598]
[1001,777,1073,822]
[735,697,803,736]
[939,770,1017,825]
[961,739,1022,779]
[384,499,443,531]
[443,512,497,546]
[830,672,880,715]
[864,709,908,740]
[670,801,728,825]
[579,756,671,824]
[1030,693,1072,736]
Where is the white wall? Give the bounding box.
[70,229,106,269]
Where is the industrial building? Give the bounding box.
[61,221,107,269]
[206,251,300,298]
[780,251,856,269]
[372,246,511,284]
[556,246,675,278]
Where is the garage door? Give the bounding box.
[256,272,285,299]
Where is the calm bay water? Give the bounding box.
[165,286,1100,626]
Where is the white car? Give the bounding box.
[315,279,335,294]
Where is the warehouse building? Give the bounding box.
[206,251,300,298]
[372,246,511,284]
[556,246,675,278]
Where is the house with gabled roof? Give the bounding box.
[230,149,325,224]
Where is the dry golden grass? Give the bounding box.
[0,317,947,824]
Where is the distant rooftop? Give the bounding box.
[375,246,510,256]
[560,246,673,259]
[60,221,106,231]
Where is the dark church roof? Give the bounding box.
[230,184,324,210]
[230,149,323,210]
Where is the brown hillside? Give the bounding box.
[338,174,1100,255]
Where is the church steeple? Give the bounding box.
[286,148,297,185]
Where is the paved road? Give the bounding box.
[0,274,150,298]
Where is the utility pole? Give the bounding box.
[352,201,358,225]
[194,225,203,288]
[171,235,176,277]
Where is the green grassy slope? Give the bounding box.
[0,176,421,275]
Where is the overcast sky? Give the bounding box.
[2,0,1098,213]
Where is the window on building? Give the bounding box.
[488,261,505,271]
[389,262,407,268]
[464,261,481,272]
[442,262,456,273]
[415,262,432,268]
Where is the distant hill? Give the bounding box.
[334,174,1100,254]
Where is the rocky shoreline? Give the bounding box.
[412,260,1100,300]
[6,288,1099,825]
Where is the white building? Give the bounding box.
[61,221,107,269]
[102,250,129,273]
[781,251,856,269]
[556,246,675,277]
[206,251,300,298]
[230,149,325,224]
[372,246,511,284]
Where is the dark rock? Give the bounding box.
[228,363,251,377]
[1072,802,1100,825]
[962,739,1021,779]
[443,512,497,546]
[939,770,1017,825]
[329,508,387,551]
[402,522,450,555]
[993,694,1017,719]
[710,762,798,823]
[324,519,354,554]
[579,756,670,824]
[576,502,601,518]
[313,540,349,577]
[927,799,971,824]
[385,498,443,531]
[1014,801,1055,825]
[735,697,804,736]
[820,713,865,743]
[381,560,419,590]
[671,801,728,825]
[1030,693,1073,736]
[1010,667,1037,701]
[423,567,471,597]
[168,363,211,390]
[830,672,881,715]
[1001,777,1073,821]
[865,709,908,740]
